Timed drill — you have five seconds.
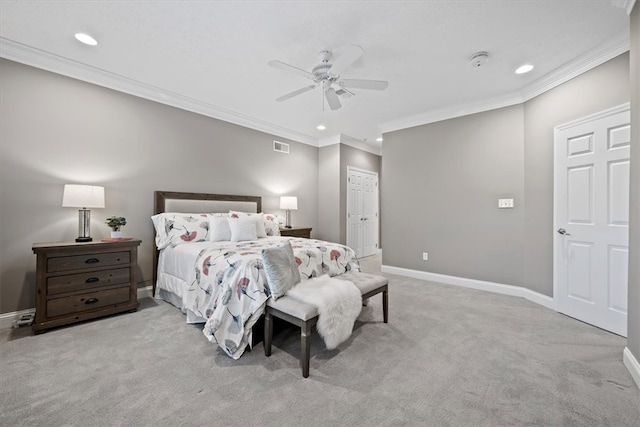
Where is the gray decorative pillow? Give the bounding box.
[261,241,301,300]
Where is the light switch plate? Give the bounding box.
[498,198,514,208]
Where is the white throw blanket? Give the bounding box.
[286,274,362,349]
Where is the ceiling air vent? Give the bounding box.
[273,140,290,154]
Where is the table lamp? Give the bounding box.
[62,184,105,242]
[279,196,298,229]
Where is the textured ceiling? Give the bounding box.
[0,1,631,153]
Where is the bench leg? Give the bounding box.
[382,288,388,323]
[264,311,272,357]
[301,321,311,378]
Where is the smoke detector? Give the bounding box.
[470,51,489,67]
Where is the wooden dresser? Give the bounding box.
[32,239,141,333]
[279,227,312,239]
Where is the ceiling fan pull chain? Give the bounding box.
[322,80,326,112]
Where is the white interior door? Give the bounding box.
[347,168,364,257]
[347,167,379,258]
[361,171,378,257]
[554,104,630,337]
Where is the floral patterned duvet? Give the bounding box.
[181,237,360,359]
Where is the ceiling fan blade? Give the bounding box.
[268,60,314,80]
[325,87,342,110]
[330,45,364,76]
[275,85,317,102]
[340,79,388,90]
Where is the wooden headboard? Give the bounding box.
[152,191,262,293]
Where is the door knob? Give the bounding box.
[557,228,571,236]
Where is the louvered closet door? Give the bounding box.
[554,104,630,337]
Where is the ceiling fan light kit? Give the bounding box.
[269,45,389,111]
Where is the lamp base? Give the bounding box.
[75,237,92,243]
[285,210,292,229]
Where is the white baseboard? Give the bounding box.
[623,347,640,390]
[137,285,154,299]
[380,264,640,389]
[381,265,555,310]
[0,308,36,330]
[1,285,155,330]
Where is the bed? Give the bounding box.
[152,191,360,359]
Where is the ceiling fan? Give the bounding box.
[268,45,388,111]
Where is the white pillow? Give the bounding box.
[228,216,258,242]
[229,211,267,238]
[209,215,231,241]
[151,213,210,249]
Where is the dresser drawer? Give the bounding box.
[47,268,130,296]
[47,287,131,318]
[47,251,130,273]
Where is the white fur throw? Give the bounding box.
[286,274,362,350]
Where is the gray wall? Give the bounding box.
[628,4,639,369]
[0,58,319,314]
[317,144,341,243]
[382,105,525,286]
[339,144,382,247]
[382,53,630,297]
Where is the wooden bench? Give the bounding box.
[263,272,389,378]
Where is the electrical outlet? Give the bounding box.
[422,252,429,261]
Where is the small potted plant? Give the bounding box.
[105,216,127,239]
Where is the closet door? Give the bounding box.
[347,167,379,258]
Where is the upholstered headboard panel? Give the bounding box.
[152,191,262,291]
[154,191,261,215]
[164,199,257,214]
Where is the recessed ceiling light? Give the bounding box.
[74,33,98,46]
[316,124,326,130]
[515,64,534,74]
[376,137,383,142]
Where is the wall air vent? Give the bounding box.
[273,140,290,154]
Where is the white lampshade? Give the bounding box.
[279,196,298,210]
[62,185,105,208]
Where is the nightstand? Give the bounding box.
[279,227,312,239]
[32,239,141,333]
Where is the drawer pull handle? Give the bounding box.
[84,298,99,305]
[85,258,100,264]
[85,277,99,283]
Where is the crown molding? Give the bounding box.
[380,91,524,133]
[381,34,630,134]
[318,135,342,147]
[340,134,382,156]
[0,38,318,147]
[520,34,629,101]
[611,0,637,14]
[1,31,631,151]
[318,134,382,156]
